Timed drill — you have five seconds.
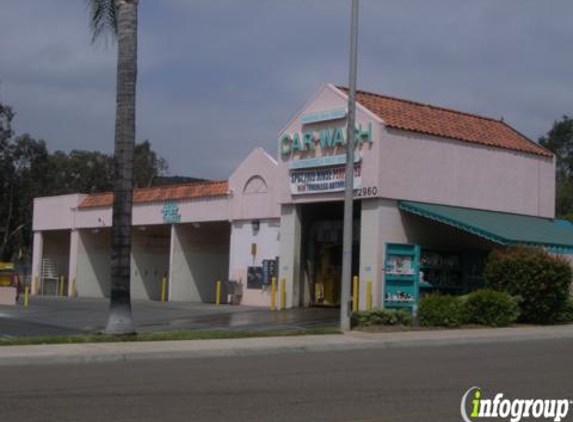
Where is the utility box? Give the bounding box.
[0,263,18,305]
[0,287,17,305]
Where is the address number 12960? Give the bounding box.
[354,186,378,198]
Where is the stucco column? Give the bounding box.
[31,231,43,295]
[67,230,79,297]
[359,199,383,310]
[358,198,410,310]
[168,224,176,301]
[279,204,302,308]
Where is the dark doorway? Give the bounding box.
[300,201,361,307]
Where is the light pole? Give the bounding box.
[340,0,360,331]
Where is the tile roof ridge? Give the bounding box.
[82,191,110,197]
[336,85,551,157]
[337,85,503,124]
[134,179,227,193]
[82,180,228,198]
[497,120,553,158]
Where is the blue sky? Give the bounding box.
[0,1,572,179]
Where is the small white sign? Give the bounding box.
[290,164,362,195]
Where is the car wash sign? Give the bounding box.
[280,122,373,156]
[290,164,362,195]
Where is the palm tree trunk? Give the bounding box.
[105,0,138,334]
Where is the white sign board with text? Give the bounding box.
[289,164,362,195]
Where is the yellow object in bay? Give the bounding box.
[0,262,16,287]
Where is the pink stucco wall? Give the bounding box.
[378,128,555,217]
[71,196,230,229]
[228,148,280,221]
[33,194,85,231]
[228,219,280,307]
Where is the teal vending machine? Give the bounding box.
[383,243,421,312]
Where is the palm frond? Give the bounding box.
[86,0,118,43]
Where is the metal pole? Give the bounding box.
[340,0,360,331]
[270,277,277,311]
[216,280,221,305]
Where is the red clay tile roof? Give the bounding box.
[338,87,552,158]
[79,180,229,208]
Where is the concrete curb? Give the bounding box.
[1,325,572,367]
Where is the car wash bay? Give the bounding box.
[75,225,170,300]
[299,200,361,307]
[36,229,71,295]
[54,222,230,302]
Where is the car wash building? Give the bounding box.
[31,84,573,310]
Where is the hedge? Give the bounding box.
[484,246,572,324]
[351,308,413,327]
[417,295,463,328]
[461,289,520,327]
[556,298,573,323]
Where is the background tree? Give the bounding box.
[0,106,51,261]
[539,115,573,219]
[8,135,51,261]
[0,134,51,260]
[49,150,114,194]
[134,140,167,188]
[88,0,140,334]
[0,101,168,285]
[0,104,16,260]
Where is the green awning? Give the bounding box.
[398,200,573,253]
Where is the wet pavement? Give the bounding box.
[0,296,339,337]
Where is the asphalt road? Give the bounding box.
[1,338,572,422]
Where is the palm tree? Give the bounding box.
[87,0,139,334]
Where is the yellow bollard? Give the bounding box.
[71,278,77,297]
[59,276,65,297]
[24,286,29,308]
[270,277,277,311]
[366,281,372,311]
[215,281,221,305]
[32,276,38,295]
[352,276,359,312]
[161,277,167,302]
[279,278,286,310]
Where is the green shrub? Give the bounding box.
[556,298,573,323]
[462,289,520,327]
[417,295,462,328]
[351,308,413,327]
[484,246,572,324]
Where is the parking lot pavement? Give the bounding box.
[0,296,339,337]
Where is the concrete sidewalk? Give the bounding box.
[1,324,572,367]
